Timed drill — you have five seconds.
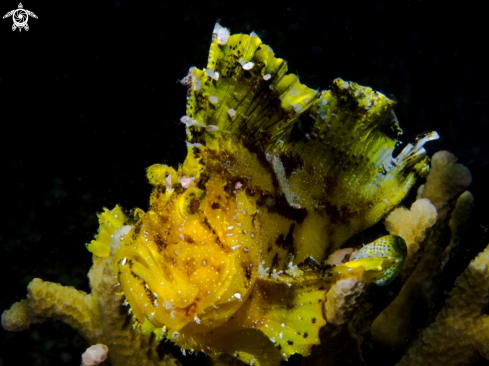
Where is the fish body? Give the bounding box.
[87,23,434,365]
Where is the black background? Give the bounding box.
[1,1,488,365]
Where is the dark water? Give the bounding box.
[1,1,488,365]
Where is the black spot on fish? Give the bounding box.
[323,176,338,196]
[154,235,167,250]
[243,262,252,281]
[275,224,296,256]
[324,201,357,225]
[189,199,200,213]
[257,194,308,224]
[133,221,142,238]
[289,115,315,143]
[279,152,304,178]
[297,257,334,275]
[203,217,213,230]
[271,253,280,271]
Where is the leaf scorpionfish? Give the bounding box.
[87,23,437,366]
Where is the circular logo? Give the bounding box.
[12,9,28,27]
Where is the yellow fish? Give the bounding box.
[87,23,434,366]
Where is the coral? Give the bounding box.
[417,150,472,220]
[440,191,475,269]
[370,151,472,350]
[384,198,438,269]
[325,269,366,325]
[2,207,181,366]
[397,242,489,365]
[297,148,476,366]
[82,344,108,366]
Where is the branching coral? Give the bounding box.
[370,151,473,351]
[1,22,483,366]
[440,191,474,269]
[325,270,367,325]
[2,207,181,366]
[384,198,438,273]
[397,242,489,365]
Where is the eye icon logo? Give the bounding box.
[3,3,37,32]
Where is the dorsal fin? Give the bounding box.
[180,24,437,256]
